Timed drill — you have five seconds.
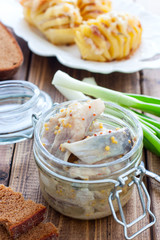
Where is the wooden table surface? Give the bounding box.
[1,1,160,240]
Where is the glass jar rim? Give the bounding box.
[0,80,53,144]
[34,100,143,169]
[0,80,40,116]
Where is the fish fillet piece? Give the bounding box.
[50,99,105,158]
[62,127,133,164]
[41,111,66,151]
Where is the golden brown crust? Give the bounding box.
[0,223,59,240]
[9,207,46,239]
[21,0,51,10]
[0,185,46,239]
[77,0,112,20]
[75,12,142,62]
[21,0,82,45]
[0,22,23,80]
[0,67,20,80]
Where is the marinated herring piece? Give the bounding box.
[39,168,134,219]
[37,100,141,220]
[41,99,134,164]
[41,110,66,151]
[68,165,110,180]
[62,127,133,164]
[87,120,108,136]
[46,99,105,158]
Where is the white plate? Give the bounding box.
[0,0,160,74]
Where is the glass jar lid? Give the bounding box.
[0,80,53,144]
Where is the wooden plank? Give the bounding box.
[8,52,152,239]
[0,35,31,186]
[141,69,160,240]
[0,145,14,185]
[1,1,158,238]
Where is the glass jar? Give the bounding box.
[33,100,143,220]
[0,80,52,144]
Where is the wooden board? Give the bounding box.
[1,1,160,239]
[141,69,160,240]
[8,53,151,240]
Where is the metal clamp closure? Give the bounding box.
[108,165,156,240]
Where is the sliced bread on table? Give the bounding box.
[0,222,58,240]
[0,184,46,239]
[0,22,23,80]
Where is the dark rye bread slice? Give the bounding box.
[0,222,58,240]
[0,185,46,239]
[0,22,23,80]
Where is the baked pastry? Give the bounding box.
[75,11,142,62]
[21,0,82,45]
[0,222,58,240]
[0,184,46,239]
[77,0,112,21]
[0,22,23,80]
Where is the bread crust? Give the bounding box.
[42,235,58,240]
[0,22,24,80]
[9,207,46,239]
[0,185,47,239]
[40,231,59,240]
[0,222,59,240]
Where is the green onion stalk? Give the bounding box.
[52,70,160,157]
